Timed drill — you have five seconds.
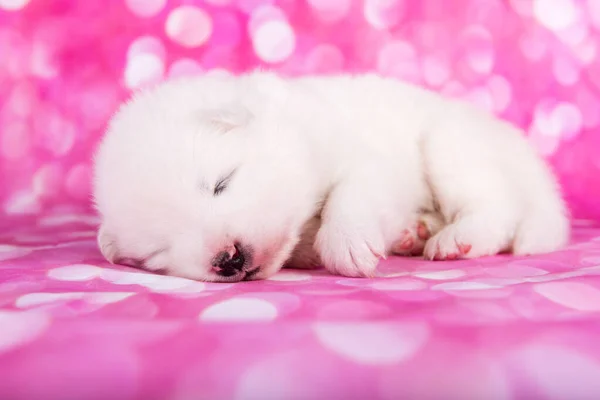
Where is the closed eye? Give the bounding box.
[214,169,237,196]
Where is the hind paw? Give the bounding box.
[391,212,445,257]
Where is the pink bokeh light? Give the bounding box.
[1,0,599,220]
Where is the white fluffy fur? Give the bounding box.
[93,71,569,282]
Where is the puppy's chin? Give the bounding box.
[244,231,304,281]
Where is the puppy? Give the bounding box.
[93,71,569,282]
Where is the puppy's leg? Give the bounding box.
[421,111,519,260]
[315,162,420,277]
[391,210,445,256]
[424,209,515,260]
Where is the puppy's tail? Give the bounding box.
[512,197,570,256]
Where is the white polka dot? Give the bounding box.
[233,350,331,400]
[35,109,76,157]
[0,0,29,11]
[200,298,278,321]
[534,282,600,311]
[487,264,548,278]
[432,281,501,291]
[377,41,420,81]
[463,26,495,75]
[268,271,312,281]
[531,99,583,145]
[532,100,563,138]
[557,21,588,46]
[528,131,560,157]
[447,288,515,299]
[102,270,205,293]
[127,35,166,61]
[252,19,295,63]
[525,269,597,283]
[0,244,32,261]
[124,53,164,89]
[248,4,285,34]
[0,311,49,353]
[509,344,600,400]
[414,269,466,280]
[534,0,578,31]
[33,164,63,199]
[382,271,410,278]
[5,84,36,117]
[15,292,135,308]
[370,279,427,291]
[573,38,597,66]
[364,0,405,29]
[422,55,450,87]
[47,264,103,281]
[16,292,86,308]
[4,191,40,215]
[168,58,203,78]
[300,288,361,296]
[125,0,166,17]
[165,6,213,48]
[472,278,525,286]
[87,292,136,304]
[552,102,583,140]
[313,322,429,365]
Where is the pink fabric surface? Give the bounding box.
[2,217,600,399]
[2,0,600,398]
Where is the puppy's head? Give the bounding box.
[94,78,318,282]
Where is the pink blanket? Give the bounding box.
[1,0,600,398]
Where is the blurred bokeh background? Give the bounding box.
[0,0,599,221]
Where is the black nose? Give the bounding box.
[212,244,245,277]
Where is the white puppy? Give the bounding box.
[93,71,569,282]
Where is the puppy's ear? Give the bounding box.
[199,104,253,133]
[97,224,119,263]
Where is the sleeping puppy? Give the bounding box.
[93,71,569,282]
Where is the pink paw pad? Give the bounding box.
[458,243,472,255]
[417,221,430,240]
[432,243,470,261]
[391,229,417,254]
[396,230,415,250]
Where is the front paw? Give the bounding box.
[314,221,384,278]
